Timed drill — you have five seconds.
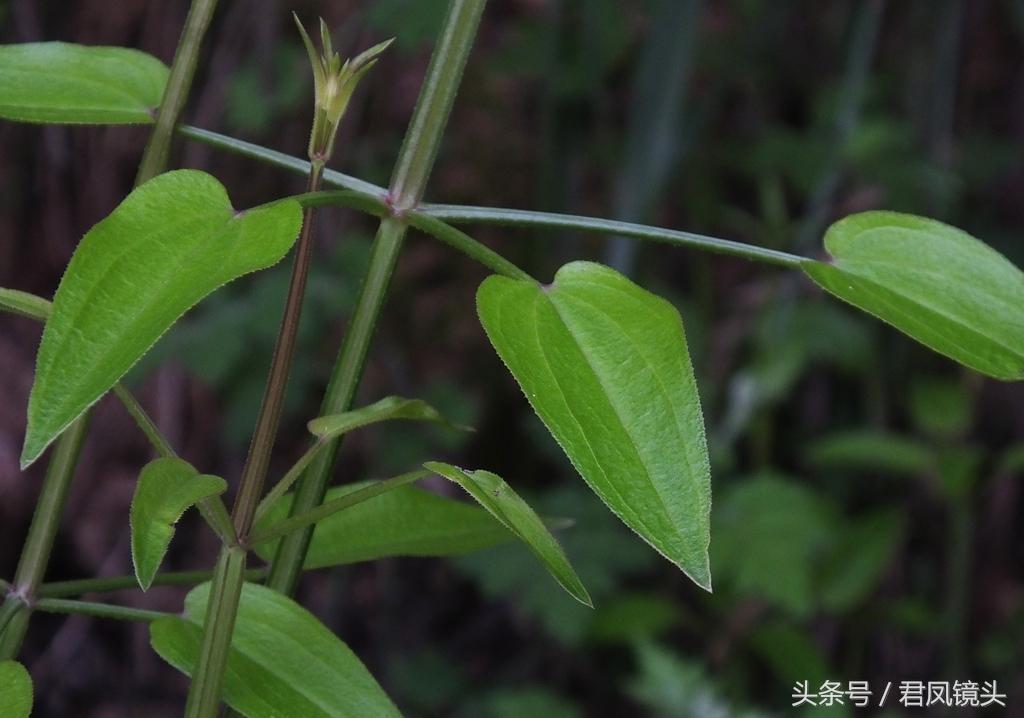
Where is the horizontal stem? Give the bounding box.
[292,190,533,280]
[419,205,806,268]
[250,469,429,546]
[38,568,268,599]
[179,124,807,268]
[34,598,171,623]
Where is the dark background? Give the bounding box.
[2,0,1024,715]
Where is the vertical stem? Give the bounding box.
[231,165,324,538]
[136,0,221,184]
[0,415,89,659]
[182,547,246,718]
[185,165,324,718]
[266,0,488,595]
[0,0,220,664]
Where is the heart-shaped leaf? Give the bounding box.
[22,170,303,467]
[804,211,1024,381]
[477,261,712,590]
[150,582,401,717]
[0,43,168,124]
[130,458,227,590]
[253,481,513,568]
[0,661,32,718]
[426,462,590,606]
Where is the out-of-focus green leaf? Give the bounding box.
[477,261,711,590]
[130,458,226,590]
[803,211,1024,381]
[465,687,582,718]
[628,642,769,718]
[309,396,467,439]
[819,510,904,613]
[426,462,591,606]
[0,661,32,718]
[712,474,835,616]
[588,592,680,644]
[150,582,400,717]
[0,42,168,124]
[997,444,1024,476]
[21,170,303,467]
[253,481,512,568]
[748,622,830,686]
[909,377,972,439]
[805,430,933,477]
[936,446,983,500]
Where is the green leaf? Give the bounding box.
[909,376,971,438]
[0,43,168,124]
[805,430,933,477]
[819,510,904,613]
[426,462,591,606]
[476,261,711,590]
[0,288,51,321]
[253,481,513,568]
[0,661,32,718]
[712,474,835,617]
[130,458,227,590]
[309,395,469,438]
[22,170,303,467]
[803,211,1024,381]
[150,582,400,717]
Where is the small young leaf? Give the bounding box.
[308,395,469,438]
[253,482,513,568]
[804,211,1024,381]
[130,458,227,590]
[150,582,401,717]
[0,661,32,718]
[22,170,303,467]
[0,43,168,124]
[426,462,591,606]
[477,261,712,590]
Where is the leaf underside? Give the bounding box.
[476,261,712,590]
[426,462,591,606]
[804,211,1024,381]
[0,661,33,718]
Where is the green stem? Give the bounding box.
[266,0,489,595]
[112,384,177,458]
[293,190,533,280]
[250,470,429,546]
[178,124,806,268]
[136,0,220,184]
[38,568,267,599]
[0,415,89,659]
[34,598,171,623]
[183,546,246,718]
[252,441,327,525]
[420,205,805,268]
[186,164,326,718]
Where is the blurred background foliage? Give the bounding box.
[2,0,1024,715]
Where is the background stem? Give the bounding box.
[265,0,488,595]
[0,415,89,659]
[136,0,220,184]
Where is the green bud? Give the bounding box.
[293,13,393,162]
